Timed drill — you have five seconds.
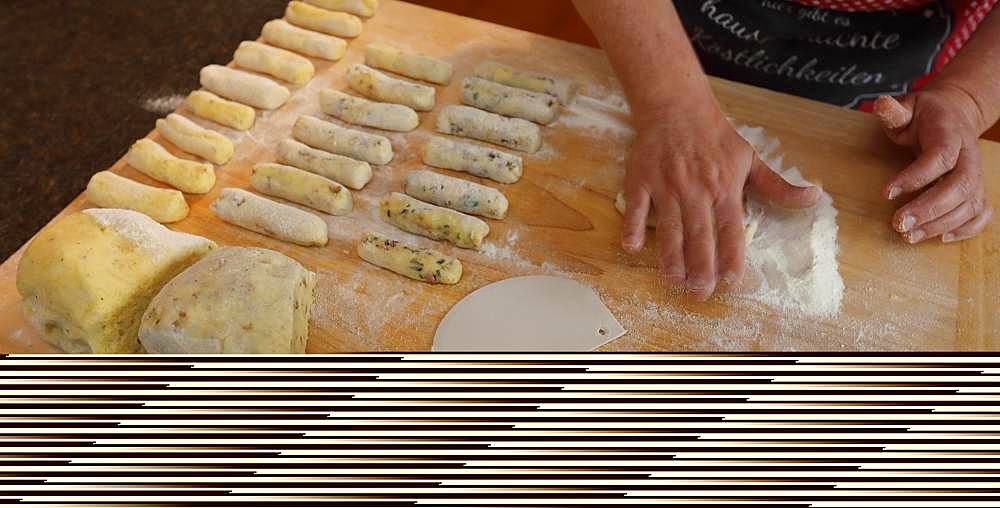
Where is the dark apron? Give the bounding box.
[674,0,953,107]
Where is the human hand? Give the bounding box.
[620,100,820,300]
[874,90,994,243]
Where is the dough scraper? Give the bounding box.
[432,275,626,351]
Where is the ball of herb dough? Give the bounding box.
[139,247,316,354]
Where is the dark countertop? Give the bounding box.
[0,0,287,260]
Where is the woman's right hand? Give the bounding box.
[620,98,821,300]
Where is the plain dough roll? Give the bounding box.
[364,43,452,85]
[200,64,291,110]
[357,232,462,284]
[211,187,328,246]
[277,138,372,190]
[473,60,579,105]
[86,171,189,223]
[261,19,347,61]
[380,192,489,249]
[421,136,523,184]
[302,0,377,17]
[126,139,215,194]
[285,1,362,37]
[156,113,234,165]
[404,169,508,220]
[436,105,541,153]
[347,63,435,111]
[293,115,393,165]
[319,88,418,132]
[461,76,559,125]
[233,41,315,85]
[139,246,316,354]
[16,209,215,353]
[186,90,256,131]
[251,162,352,216]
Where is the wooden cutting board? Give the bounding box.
[1,0,998,352]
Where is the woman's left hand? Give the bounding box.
[874,88,994,243]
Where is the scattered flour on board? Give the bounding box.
[141,94,186,115]
[556,95,636,139]
[734,124,845,318]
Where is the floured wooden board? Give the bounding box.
[0,0,998,352]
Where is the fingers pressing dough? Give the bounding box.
[186,90,256,131]
[276,138,373,190]
[404,169,508,220]
[126,138,215,194]
[156,113,234,165]
[251,162,353,216]
[211,187,328,247]
[364,43,452,85]
[200,64,291,110]
[357,232,462,284]
[380,192,489,249]
[319,88,419,132]
[421,136,523,184]
[86,171,189,223]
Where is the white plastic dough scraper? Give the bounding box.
[432,275,626,351]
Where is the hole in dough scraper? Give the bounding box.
[433,275,626,351]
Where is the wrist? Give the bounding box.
[924,79,994,136]
[630,85,724,130]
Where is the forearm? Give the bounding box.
[571,0,714,123]
[927,8,1000,135]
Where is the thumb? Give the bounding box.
[747,156,821,209]
[873,95,914,144]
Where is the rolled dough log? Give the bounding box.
[200,64,291,110]
[251,162,353,216]
[16,209,215,353]
[261,19,347,61]
[404,169,508,220]
[276,138,372,190]
[346,63,435,111]
[380,192,489,249]
[155,113,234,165]
[139,247,316,354]
[421,136,523,184]
[86,171,189,223]
[233,41,315,85]
[364,43,452,85]
[211,187,328,247]
[319,88,419,132]
[461,76,559,125]
[614,191,761,243]
[285,1,362,38]
[473,60,579,106]
[293,115,393,165]
[357,232,462,284]
[186,90,255,131]
[303,0,378,17]
[436,105,541,153]
[126,138,215,194]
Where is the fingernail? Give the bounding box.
[888,186,901,200]
[900,214,916,232]
[623,237,640,251]
[942,233,956,243]
[906,229,925,243]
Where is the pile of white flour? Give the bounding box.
[735,125,844,317]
